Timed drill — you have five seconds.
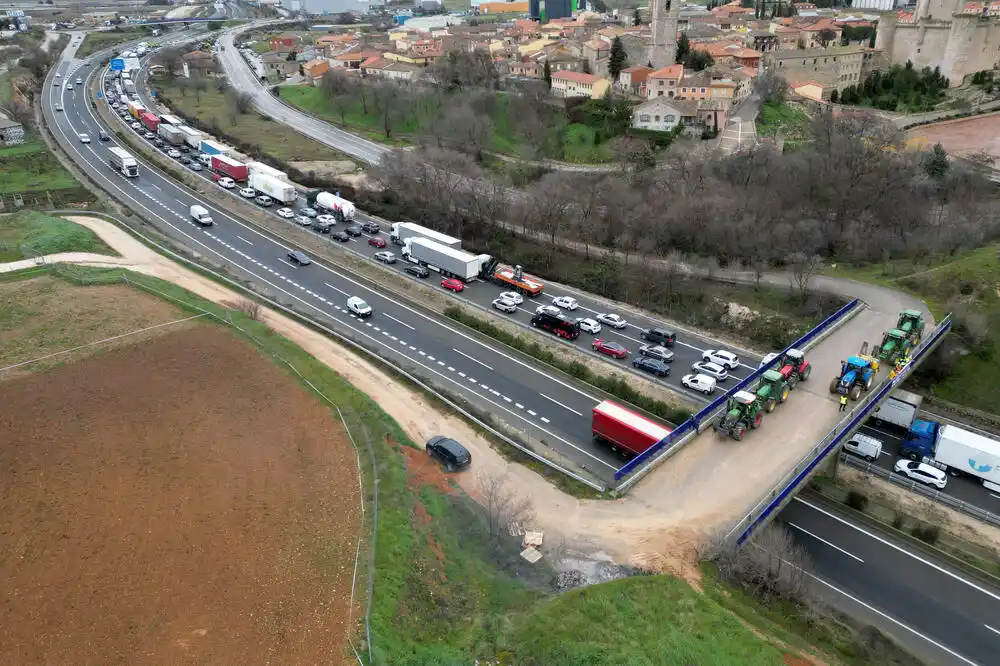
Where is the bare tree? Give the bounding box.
[754,70,789,105]
[708,525,814,604]
[321,71,356,126]
[476,471,535,544]
[439,98,494,159]
[232,90,254,114]
[789,252,822,299]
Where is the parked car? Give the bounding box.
[552,295,579,310]
[332,230,350,242]
[239,187,256,198]
[702,349,741,370]
[441,277,465,293]
[681,373,717,395]
[255,195,273,207]
[405,264,430,279]
[633,356,671,377]
[276,207,294,219]
[181,157,192,165]
[426,435,471,472]
[492,297,517,313]
[167,148,181,158]
[294,215,312,226]
[361,220,381,234]
[286,250,311,266]
[374,251,396,264]
[691,360,729,381]
[641,328,676,347]
[499,291,523,305]
[843,434,883,462]
[592,339,628,359]
[297,207,317,218]
[535,304,561,317]
[345,224,363,237]
[596,313,628,329]
[78,133,90,144]
[640,344,675,363]
[893,459,947,489]
[347,296,373,318]
[179,145,190,153]
[217,176,236,189]
[368,236,387,248]
[576,317,601,334]
[759,352,780,369]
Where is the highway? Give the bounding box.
[780,497,1000,666]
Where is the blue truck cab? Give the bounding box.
[900,418,939,460]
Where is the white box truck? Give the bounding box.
[871,389,923,430]
[247,161,289,182]
[901,421,1000,485]
[108,147,138,177]
[176,125,203,149]
[157,123,185,145]
[249,172,297,204]
[401,238,491,281]
[315,191,355,221]
[390,221,461,248]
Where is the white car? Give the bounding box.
[576,317,601,334]
[492,298,518,314]
[55,103,63,111]
[759,352,780,369]
[316,214,336,225]
[535,304,561,317]
[131,122,142,131]
[596,313,628,329]
[56,73,62,78]
[499,291,523,305]
[893,460,947,490]
[294,215,312,226]
[276,207,294,219]
[167,148,181,158]
[703,349,740,370]
[691,360,729,381]
[239,187,256,198]
[552,295,579,310]
[682,373,717,395]
[66,84,73,90]
[78,133,90,144]
[217,177,236,189]
[347,296,373,318]
[76,77,82,84]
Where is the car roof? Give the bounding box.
[428,436,470,460]
[909,461,945,477]
[701,361,723,369]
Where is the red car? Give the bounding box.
[368,236,387,248]
[441,277,465,292]
[592,338,629,359]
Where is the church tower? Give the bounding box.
[648,0,680,69]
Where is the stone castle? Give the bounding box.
[876,0,1000,85]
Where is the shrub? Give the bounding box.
[844,490,868,512]
[911,524,940,544]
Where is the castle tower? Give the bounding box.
[648,0,680,70]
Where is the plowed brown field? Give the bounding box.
[0,325,361,665]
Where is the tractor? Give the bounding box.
[857,340,881,374]
[756,370,791,413]
[829,355,876,401]
[873,328,913,367]
[776,348,811,388]
[896,309,926,344]
[714,391,764,440]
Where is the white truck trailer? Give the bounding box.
[401,238,491,281]
[108,147,138,177]
[902,420,1000,485]
[390,221,462,248]
[176,125,203,149]
[315,191,355,221]
[247,161,290,182]
[249,172,297,204]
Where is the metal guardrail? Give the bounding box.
[839,453,1000,528]
[614,297,862,483]
[726,314,954,545]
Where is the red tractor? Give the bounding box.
[776,348,811,388]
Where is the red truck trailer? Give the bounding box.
[592,400,672,457]
[210,154,248,183]
[140,112,160,133]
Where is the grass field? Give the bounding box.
[0,211,115,262]
[77,27,153,58]
[756,101,813,142]
[0,138,86,195]
[562,123,614,164]
[278,84,415,145]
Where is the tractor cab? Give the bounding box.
[830,355,875,400]
[777,348,810,385]
[875,328,912,364]
[715,390,764,440]
[756,370,790,412]
[896,309,925,343]
[730,390,757,409]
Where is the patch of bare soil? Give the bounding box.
[0,326,362,665]
[288,160,358,178]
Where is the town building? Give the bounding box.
[764,44,879,97]
[550,70,611,98]
[0,118,25,146]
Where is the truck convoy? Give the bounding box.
[210,154,248,183]
[592,400,672,457]
[401,238,492,281]
[900,420,1000,486]
[177,125,203,149]
[249,172,297,203]
[315,191,356,221]
[390,222,461,248]
[108,147,138,178]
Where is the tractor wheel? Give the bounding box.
[800,366,811,381]
[765,399,776,413]
[733,426,745,441]
[864,374,874,389]
[751,412,763,429]
[788,376,799,390]
[908,451,919,461]
[779,387,790,403]
[849,384,862,401]
[829,378,839,394]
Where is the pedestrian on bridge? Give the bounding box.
[839,394,848,412]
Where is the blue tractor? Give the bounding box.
[829,355,876,401]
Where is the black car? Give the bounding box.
[404,264,430,279]
[154,139,165,148]
[287,250,311,266]
[361,221,380,234]
[632,356,671,377]
[98,130,110,142]
[332,230,350,242]
[181,157,192,165]
[345,224,363,237]
[312,219,331,233]
[641,327,677,347]
[179,145,190,153]
[426,435,471,472]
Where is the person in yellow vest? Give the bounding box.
[889,367,898,381]
[839,394,848,412]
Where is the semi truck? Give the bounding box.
[315,191,356,221]
[140,112,160,132]
[157,123,185,145]
[123,79,136,94]
[247,161,289,183]
[199,139,230,156]
[160,113,183,126]
[210,154,248,182]
[249,172,296,204]
[401,238,491,281]
[900,420,1000,486]
[108,147,138,178]
[126,101,146,120]
[485,261,545,297]
[871,389,923,431]
[390,222,462,248]
[592,400,672,457]
[177,125,203,149]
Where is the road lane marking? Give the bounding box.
[985,624,1000,637]
[383,313,414,330]
[237,235,253,245]
[324,281,350,297]
[451,348,494,371]
[990,493,1000,500]
[538,393,584,416]
[788,522,864,563]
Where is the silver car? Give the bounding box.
[492,297,517,314]
[691,360,729,381]
[640,344,674,362]
[374,251,396,264]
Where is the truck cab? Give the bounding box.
[899,419,938,460]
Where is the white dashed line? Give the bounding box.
[237,235,253,245]
[382,313,415,330]
[540,417,551,423]
[447,366,455,372]
[538,392,584,416]
[451,348,494,371]
[458,372,466,378]
[515,403,524,409]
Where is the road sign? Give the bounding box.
[150,90,156,98]
[110,58,125,71]
[97,91,103,99]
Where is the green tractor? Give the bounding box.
[873,328,913,366]
[756,370,791,413]
[896,309,925,345]
[714,391,764,441]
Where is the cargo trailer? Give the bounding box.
[247,161,289,182]
[176,125,203,149]
[901,420,1000,485]
[248,172,296,203]
[157,123,185,145]
[108,147,139,178]
[592,400,671,457]
[140,112,160,132]
[401,238,491,281]
[210,154,248,182]
[199,139,230,156]
[315,191,355,221]
[390,221,462,248]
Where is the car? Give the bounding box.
[425,435,471,472]
[75,77,82,84]
[316,214,336,225]
[217,177,236,189]
[441,277,465,293]
[294,215,312,226]
[78,133,90,144]
[633,356,671,377]
[179,145,190,153]
[153,139,164,148]
[759,352,780,369]
[535,304,561,317]
[286,250,311,266]
[181,157,192,165]
[368,236,387,248]
[361,221,381,234]
[189,162,204,172]
[641,328,676,347]
[332,230,350,242]
[143,131,155,140]
[53,81,59,87]
[55,104,63,111]
[167,148,181,158]
[592,338,629,359]
[131,122,142,131]
[56,73,61,78]
[111,102,119,109]
[640,344,675,362]
[66,84,73,90]
[198,153,212,166]
[312,219,332,233]
[276,207,294,219]
[347,296,373,318]
[893,460,947,489]
[83,60,90,66]
[682,373,717,394]
[374,251,396,264]
[255,195,273,207]
[576,317,601,334]
[703,349,740,370]
[843,434,883,462]
[405,265,430,279]
[596,313,628,329]
[492,297,518,313]
[691,360,729,381]
[345,224,363,237]
[297,207,317,218]
[499,291,523,305]
[98,130,110,142]
[239,187,256,198]
[552,296,579,310]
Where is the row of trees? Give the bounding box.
[834,62,949,112]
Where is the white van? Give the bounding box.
[843,433,883,462]
[189,204,214,227]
